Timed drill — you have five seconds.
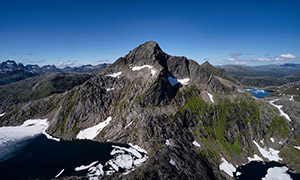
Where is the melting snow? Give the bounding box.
[77,116,112,140]
[270,137,275,143]
[0,113,5,117]
[128,143,147,154]
[279,141,283,145]
[177,78,190,85]
[219,157,236,177]
[236,171,241,176]
[247,154,263,162]
[168,76,179,86]
[207,92,214,103]
[107,71,122,78]
[192,140,201,148]
[269,99,291,121]
[253,141,282,161]
[260,139,264,144]
[87,163,104,178]
[131,65,156,76]
[262,166,292,180]
[75,161,98,171]
[55,169,65,178]
[0,119,60,145]
[86,144,148,179]
[294,146,300,150]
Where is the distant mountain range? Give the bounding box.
[0,60,109,85]
[220,64,300,87]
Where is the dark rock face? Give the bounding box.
[1,41,299,179]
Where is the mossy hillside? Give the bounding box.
[164,87,295,165]
[54,90,79,134]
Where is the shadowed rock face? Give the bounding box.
[1,41,299,179]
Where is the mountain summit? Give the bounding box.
[1,42,299,179]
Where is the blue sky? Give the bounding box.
[0,0,299,67]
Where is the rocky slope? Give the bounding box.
[1,41,300,179]
[0,72,92,117]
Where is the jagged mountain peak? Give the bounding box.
[124,41,169,65]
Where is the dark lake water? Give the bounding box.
[246,88,271,98]
[0,135,140,180]
[235,161,300,180]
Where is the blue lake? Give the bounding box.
[246,88,271,98]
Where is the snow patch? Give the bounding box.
[177,78,190,85]
[192,140,201,148]
[55,169,65,178]
[269,99,291,121]
[0,113,5,117]
[167,76,179,86]
[131,65,156,76]
[125,121,133,129]
[165,139,171,146]
[107,71,122,78]
[279,141,283,145]
[75,161,99,171]
[289,96,294,101]
[207,92,214,103]
[270,137,275,143]
[111,145,142,159]
[247,154,263,162]
[262,166,292,180]
[106,88,114,92]
[219,157,236,177]
[77,116,112,140]
[294,146,300,150]
[253,141,282,161]
[236,171,241,176]
[128,143,147,154]
[169,159,179,170]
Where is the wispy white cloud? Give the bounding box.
[278,53,296,59]
[225,52,298,64]
[56,62,81,68]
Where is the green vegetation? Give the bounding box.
[269,116,289,137]
[55,91,79,133]
[170,87,263,157]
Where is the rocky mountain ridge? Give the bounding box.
[1,41,300,179]
[0,60,109,85]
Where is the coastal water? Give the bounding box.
[235,161,300,180]
[246,88,271,99]
[0,135,130,179]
